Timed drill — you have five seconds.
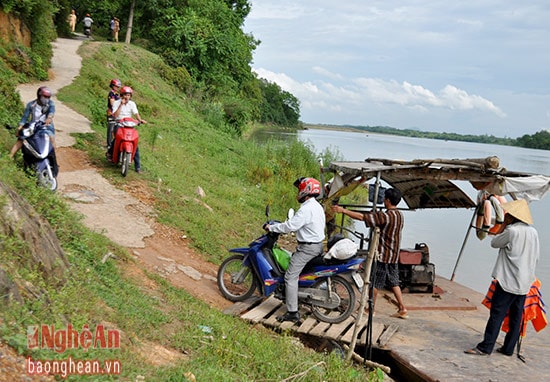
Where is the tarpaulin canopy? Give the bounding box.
[324,157,550,210]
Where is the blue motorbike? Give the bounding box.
[217,208,364,323]
[16,121,58,191]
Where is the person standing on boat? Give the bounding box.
[465,199,539,356]
[331,187,408,319]
[264,177,326,323]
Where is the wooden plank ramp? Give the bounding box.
[230,296,396,348]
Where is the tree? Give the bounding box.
[125,0,135,44]
[258,79,301,127]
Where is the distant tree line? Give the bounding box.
[1,0,301,134]
[335,124,550,151]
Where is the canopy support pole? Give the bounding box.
[346,171,383,362]
[346,227,380,363]
[450,208,477,281]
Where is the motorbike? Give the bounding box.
[110,117,140,177]
[217,208,365,323]
[83,26,91,38]
[6,121,58,191]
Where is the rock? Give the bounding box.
[176,265,202,280]
[196,186,205,198]
[0,181,69,284]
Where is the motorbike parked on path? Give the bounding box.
[6,121,58,191]
[217,208,365,323]
[110,117,140,177]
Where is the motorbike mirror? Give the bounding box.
[265,205,270,218]
[287,208,295,219]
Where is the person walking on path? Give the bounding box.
[264,177,326,323]
[109,17,115,41]
[331,187,408,319]
[113,18,120,42]
[67,9,77,33]
[465,199,539,356]
[111,86,147,173]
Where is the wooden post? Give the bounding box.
[346,227,380,362]
[450,208,477,281]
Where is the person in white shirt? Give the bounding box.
[264,177,326,322]
[465,198,539,356]
[111,86,147,173]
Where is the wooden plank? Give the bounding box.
[308,320,331,337]
[340,314,369,344]
[377,323,399,347]
[296,316,321,334]
[279,319,300,330]
[324,316,355,340]
[222,296,263,316]
[262,305,288,327]
[358,322,386,346]
[241,296,281,323]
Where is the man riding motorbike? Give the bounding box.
[9,86,56,160]
[110,86,147,173]
[264,177,326,322]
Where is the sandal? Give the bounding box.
[390,310,409,319]
[464,348,488,356]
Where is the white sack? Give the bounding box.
[324,238,358,260]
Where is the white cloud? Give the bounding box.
[255,68,505,118]
[245,1,550,135]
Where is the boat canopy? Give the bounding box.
[323,156,550,210]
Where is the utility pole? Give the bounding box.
[125,0,136,44]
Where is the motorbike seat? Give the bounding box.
[302,255,358,273]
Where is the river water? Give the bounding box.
[259,128,550,298]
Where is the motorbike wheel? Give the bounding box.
[121,151,131,177]
[38,167,58,191]
[217,254,257,302]
[310,275,356,323]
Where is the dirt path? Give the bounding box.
[30,37,231,310]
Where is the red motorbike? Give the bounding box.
[111,117,140,177]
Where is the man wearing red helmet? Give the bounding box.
[111,86,147,173]
[9,86,56,159]
[264,177,326,322]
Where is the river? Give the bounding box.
[259,128,550,298]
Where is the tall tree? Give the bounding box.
[125,0,135,43]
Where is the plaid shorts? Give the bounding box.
[371,262,400,290]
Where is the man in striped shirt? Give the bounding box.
[332,187,408,319]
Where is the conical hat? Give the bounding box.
[501,199,533,225]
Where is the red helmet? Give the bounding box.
[120,86,133,95]
[110,79,121,88]
[37,86,52,98]
[294,177,321,202]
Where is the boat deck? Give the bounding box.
[224,275,550,381]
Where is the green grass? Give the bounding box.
[0,41,378,380]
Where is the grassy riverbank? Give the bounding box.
[0,41,374,380]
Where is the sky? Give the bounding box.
[243,1,550,137]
